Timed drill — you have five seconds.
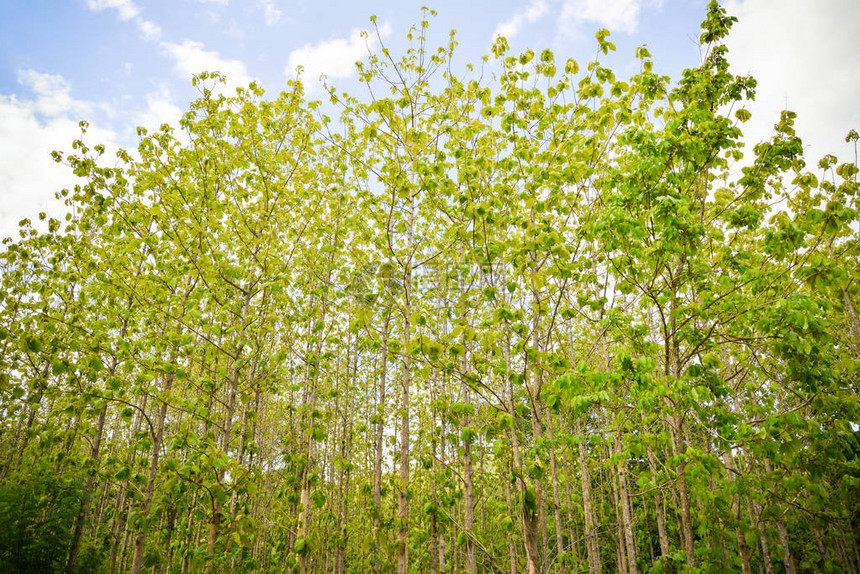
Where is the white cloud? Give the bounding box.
[286,25,390,87]
[86,0,140,21]
[494,0,549,40]
[85,0,161,41]
[137,18,162,41]
[136,84,183,132]
[0,73,119,239]
[197,0,229,4]
[559,0,660,36]
[258,0,283,26]
[17,70,92,118]
[725,0,860,164]
[161,40,254,89]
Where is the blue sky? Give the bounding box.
[1,0,858,238]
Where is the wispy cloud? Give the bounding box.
[16,70,92,118]
[85,0,162,40]
[84,0,251,89]
[86,0,140,21]
[136,83,184,131]
[494,0,549,41]
[286,23,391,87]
[258,0,283,26]
[559,0,661,36]
[137,18,162,40]
[162,40,253,89]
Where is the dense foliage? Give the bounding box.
[1,3,858,573]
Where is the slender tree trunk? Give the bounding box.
[577,418,601,574]
[674,416,695,570]
[530,326,549,570]
[503,462,517,574]
[562,447,579,570]
[430,408,440,574]
[842,286,860,351]
[615,437,639,574]
[460,321,476,574]
[723,450,752,574]
[209,354,240,558]
[611,465,628,574]
[776,518,795,574]
[749,498,775,574]
[668,288,696,570]
[65,400,108,574]
[647,445,670,560]
[546,408,565,573]
[130,366,176,574]
[296,290,328,574]
[110,395,146,574]
[762,458,795,574]
[504,324,539,574]
[395,174,415,574]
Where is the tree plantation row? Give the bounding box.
[0,3,858,573]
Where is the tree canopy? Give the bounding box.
[1,3,858,573]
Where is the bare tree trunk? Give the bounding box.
[461,408,476,572]
[372,309,390,563]
[209,342,244,559]
[723,450,752,574]
[776,519,795,574]
[65,400,108,574]
[668,287,696,570]
[505,324,539,574]
[110,394,146,574]
[749,498,775,574]
[842,286,860,351]
[762,458,795,574]
[615,438,638,574]
[546,409,565,572]
[530,326,549,570]
[503,464,517,574]
[396,181,415,574]
[430,411,440,574]
[130,367,175,574]
[577,418,601,574]
[611,466,628,574]
[459,314,476,574]
[647,445,670,560]
[296,292,327,574]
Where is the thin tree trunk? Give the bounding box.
[460,319,476,574]
[296,290,328,574]
[615,437,638,574]
[723,450,752,574]
[647,445,670,560]
[669,288,696,570]
[372,308,390,562]
[503,462,517,574]
[577,418,601,574]
[505,324,539,574]
[611,465,628,574]
[546,408,565,573]
[842,286,860,351]
[762,458,795,574]
[110,394,146,574]
[65,400,109,574]
[396,175,415,574]
[130,366,176,574]
[749,498,774,574]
